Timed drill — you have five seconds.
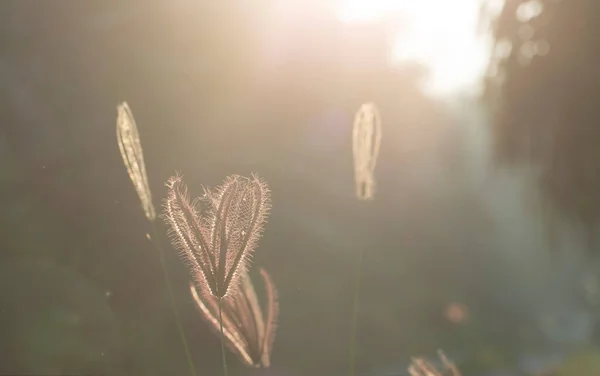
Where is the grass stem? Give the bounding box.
[149,224,197,376]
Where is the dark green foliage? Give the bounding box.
[487,0,600,238]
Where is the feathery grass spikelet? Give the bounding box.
[352,102,382,200]
[163,173,270,299]
[190,268,279,368]
[408,350,461,376]
[116,102,156,220]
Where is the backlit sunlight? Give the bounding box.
[334,0,504,97]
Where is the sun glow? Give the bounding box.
[335,0,503,97]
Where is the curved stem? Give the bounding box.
[149,224,197,376]
[218,297,229,376]
[349,247,365,376]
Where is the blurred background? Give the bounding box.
[2,0,600,375]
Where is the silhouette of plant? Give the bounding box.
[190,267,278,368]
[163,173,271,376]
[116,102,197,376]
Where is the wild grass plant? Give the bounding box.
[117,100,457,376]
[116,102,197,376]
[163,174,272,376]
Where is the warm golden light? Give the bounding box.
[335,0,503,97]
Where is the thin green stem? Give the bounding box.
[217,297,229,376]
[348,247,365,376]
[149,224,197,376]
